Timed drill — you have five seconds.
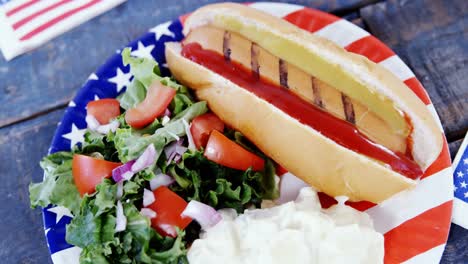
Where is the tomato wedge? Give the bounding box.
[190,113,225,149]
[125,81,176,129]
[87,98,121,124]
[204,130,264,171]
[72,154,122,196]
[146,186,192,237]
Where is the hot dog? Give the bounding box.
[164,3,443,203]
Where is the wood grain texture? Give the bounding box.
[0,0,373,129]
[0,0,465,263]
[360,0,468,142]
[0,109,64,264]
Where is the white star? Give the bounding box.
[457,171,465,178]
[131,41,155,59]
[68,101,76,107]
[461,181,467,188]
[88,73,98,80]
[47,206,73,224]
[45,228,51,236]
[62,123,86,147]
[465,192,468,198]
[94,95,100,101]
[149,21,175,41]
[108,68,132,93]
[454,185,458,192]
[463,158,468,165]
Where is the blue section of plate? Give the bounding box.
[42,19,183,258]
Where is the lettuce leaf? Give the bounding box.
[67,179,188,264]
[118,48,192,114]
[29,152,82,215]
[114,101,208,162]
[164,150,275,213]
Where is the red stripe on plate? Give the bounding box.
[283,8,339,33]
[5,0,40,17]
[383,201,452,264]
[20,0,102,41]
[318,192,376,211]
[345,35,394,63]
[422,139,450,179]
[404,77,432,105]
[12,0,73,30]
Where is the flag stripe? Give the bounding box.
[13,0,87,37]
[379,55,416,81]
[402,244,446,264]
[404,77,431,105]
[283,7,340,33]
[383,201,452,263]
[248,2,303,18]
[366,167,452,234]
[5,0,39,16]
[314,19,369,47]
[345,35,395,63]
[19,0,101,40]
[12,0,72,29]
[423,139,450,179]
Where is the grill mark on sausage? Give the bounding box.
[279,59,288,88]
[311,76,323,108]
[342,94,356,124]
[223,31,231,62]
[251,43,260,80]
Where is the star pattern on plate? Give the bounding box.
[149,21,175,41]
[47,206,73,224]
[464,158,468,165]
[68,101,76,107]
[458,171,464,178]
[108,67,132,93]
[62,123,86,148]
[131,41,155,59]
[88,73,99,80]
[94,95,100,101]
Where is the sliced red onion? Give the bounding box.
[183,119,196,151]
[86,114,120,134]
[149,173,175,191]
[163,108,171,117]
[159,224,177,237]
[140,208,157,219]
[131,144,157,172]
[116,181,124,199]
[143,189,155,207]
[164,139,187,164]
[275,172,309,204]
[112,160,136,183]
[181,200,222,230]
[115,201,127,232]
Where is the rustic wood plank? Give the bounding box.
[0,0,375,129]
[360,0,468,142]
[442,224,468,264]
[449,138,463,160]
[0,109,65,264]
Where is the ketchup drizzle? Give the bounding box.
[182,42,422,179]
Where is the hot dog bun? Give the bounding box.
[165,3,443,202]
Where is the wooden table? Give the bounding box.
[1,0,466,263]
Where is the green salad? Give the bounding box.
[29,48,279,264]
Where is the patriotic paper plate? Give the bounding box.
[42,2,453,264]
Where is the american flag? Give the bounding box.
[0,0,126,60]
[452,132,468,229]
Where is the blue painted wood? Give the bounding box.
[0,0,465,263]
